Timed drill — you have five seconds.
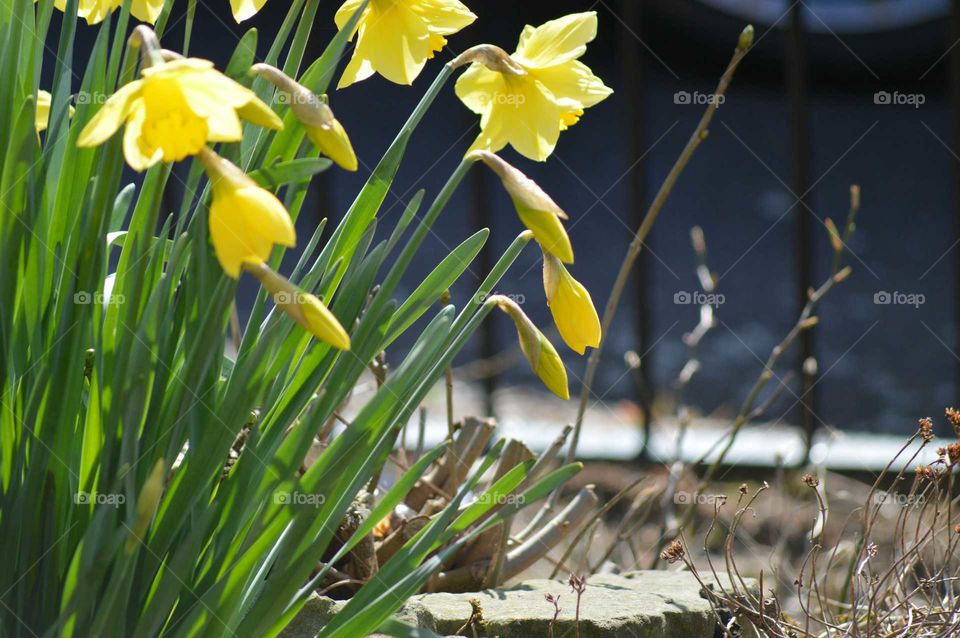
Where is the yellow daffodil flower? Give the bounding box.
[455,12,612,161]
[77,58,282,172]
[543,252,601,355]
[250,63,358,171]
[197,149,295,279]
[35,90,75,133]
[335,0,477,88]
[469,150,573,263]
[492,295,568,399]
[245,262,351,349]
[44,0,164,26]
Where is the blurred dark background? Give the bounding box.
[67,0,960,437]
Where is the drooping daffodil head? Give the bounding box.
[491,295,569,400]
[335,0,477,88]
[77,58,283,172]
[197,149,296,279]
[455,11,612,161]
[250,63,358,171]
[543,252,601,355]
[469,150,573,263]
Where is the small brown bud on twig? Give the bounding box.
[919,417,934,442]
[800,317,820,330]
[801,474,819,488]
[824,218,843,253]
[834,266,853,283]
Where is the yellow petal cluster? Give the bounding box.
[198,150,296,279]
[493,296,568,400]
[45,0,164,26]
[543,252,601,355]
[455,12,612,161]
[77,58,282,172]
[335,0,477,88]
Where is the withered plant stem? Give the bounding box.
[567,27,753,463]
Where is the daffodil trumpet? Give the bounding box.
[455,11,613,161]
[468,149,573,264]
[489,294,568,400]
[243,262,352,351]
[250,63,358,171]
[542,252,601,355]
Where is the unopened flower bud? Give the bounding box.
[244,262,351,350]
[490,295,568,399]
[250,63,357,171]
[469,150,573,263]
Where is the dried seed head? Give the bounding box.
[738,483,748,496]
[659,539,685,564]
[946,407,960,436]
[947,442,960,464]
[919,417,935,442]
[917,465,940,482]
[801,474,819,488]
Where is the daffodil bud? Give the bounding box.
[468,150,574,264]
[250,63,358,171]
[543,252,601,355]
[450,44,526,76]
[196,149,296,278]
[490,295,569,400]
[243,262,351,351]
[125,458,165,553]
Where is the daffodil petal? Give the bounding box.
[230,0,265,22]
[499,79,561,161]
[535,59,613,111]
[412,0,476,35]
[514,12,598,69]
[130,0,164,24]
[454,63,506,117]
[35,91,52,133]
[334,0,366,32]
[77,80,144,148]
